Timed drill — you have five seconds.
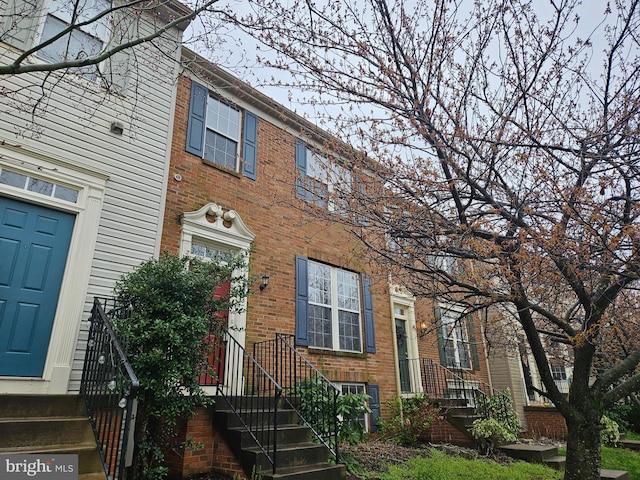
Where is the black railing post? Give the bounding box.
[80,298,139,480]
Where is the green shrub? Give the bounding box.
[605,399,640,434]
[471,418,518,453]
[294,377,371,445]
[601,415,620,446]
[471,389,521,453]
[114,252,251,479]
[379,394,440,447]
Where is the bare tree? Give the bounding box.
[0,0,247,133]
[222,1,640,479]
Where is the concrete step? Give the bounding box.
[600,469,631,480]
[243,442,331,472]
[0,394,106,480]
[618,439,640,451]
[227,424,311,448]
[498,444,559,463]
[0,417,95,449]
[542,455,566,472]
[0,444,104,475]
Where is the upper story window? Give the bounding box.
[428,252,456,273]
[295,139,352,213]
[38,0,111,81]
[295,256,376,354]
[186,81,258,180]
[435,306,480,371]
[204,95,241,170]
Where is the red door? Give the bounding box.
[199,281,229,385]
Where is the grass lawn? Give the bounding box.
[377,449,562,480]
[558,443,640,480]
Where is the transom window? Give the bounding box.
[204,95,240,170]
[440,308,472,369]
[0,168,79,203]
[38,0,111,80]
[308,260,362,352]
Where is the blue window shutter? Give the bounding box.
[368,384,381,433]
[295,256,309,346]
[434,305,447,365]
[242,110,258,180]
[186,81,207,156]
[362,274,376,353]
[295,139,307,200]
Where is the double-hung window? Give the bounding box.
[295,139,352,213]
[295,256,376,353]
[186,81,258,179]
[440,308,472,369]
[38,0,111,80]
[204,95,240,170]
[435,306,479,370]
[308,260,361,351]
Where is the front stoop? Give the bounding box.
[499,444,631,480]
[214,396,346,480]
[0,394,106,480]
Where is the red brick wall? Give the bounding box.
[166,407,247,480]
[523,406,568,440]
[164,74,398,405]
[422,413,476,448]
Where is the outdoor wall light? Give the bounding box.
[259,274,270,291]
[418,321,428,339]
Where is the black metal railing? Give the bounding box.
[254,334,340,462]
[80,298,139,480]
[409,357,508,419]
[212,329,283,475]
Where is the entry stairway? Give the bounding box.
[213,395,345,480]
[0,394,107,480]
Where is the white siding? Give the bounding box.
[0,8,183,392]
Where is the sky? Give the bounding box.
[183,0,621,129]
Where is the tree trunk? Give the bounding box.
[564,413,602,480]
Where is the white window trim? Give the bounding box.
[439,303,473,370]
[203,94,242,171]
[308,260,362,353]
[389,284,421,396]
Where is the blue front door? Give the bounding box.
[0,197,75,377]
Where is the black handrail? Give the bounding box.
[254,334,340,463]
[80,298,139,480]
[409,358,508,420]
[211,329,283,475]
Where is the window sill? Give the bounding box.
[202,159,241,178]
[307,347,366,359]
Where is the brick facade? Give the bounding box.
[523,406,568,440]
[160,56,495,476]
